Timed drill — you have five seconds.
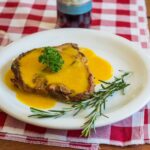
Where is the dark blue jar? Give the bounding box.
[57,0,92,28]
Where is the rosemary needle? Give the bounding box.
[29,72,130,137]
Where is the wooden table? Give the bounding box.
[146,0,150,30]
[1,0,150,150]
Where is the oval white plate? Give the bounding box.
[0,28,150,129]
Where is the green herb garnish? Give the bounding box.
[29,72,130,137]
[39,47,64,72]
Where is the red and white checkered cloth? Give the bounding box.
[0,0,150,150]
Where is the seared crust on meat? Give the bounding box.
[11,43,95,101]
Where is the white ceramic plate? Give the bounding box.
[0,28,150,129]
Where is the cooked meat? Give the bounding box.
[11,43,95,101]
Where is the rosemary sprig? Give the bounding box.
[29,72,130,137]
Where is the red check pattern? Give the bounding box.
[0,0,150,150]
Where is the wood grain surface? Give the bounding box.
[146,0,150,30]
[0,0,150,150]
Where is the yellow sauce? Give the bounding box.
[4,47,113,109]
[80,48,113,84]
[20,47,89,94]
[4,70,57,109]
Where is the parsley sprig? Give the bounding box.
[39,47,64,72]
[29,72,130,137]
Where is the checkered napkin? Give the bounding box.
[0,0,150,150]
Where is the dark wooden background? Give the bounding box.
[0,0,150,149]
[146,0,150,30]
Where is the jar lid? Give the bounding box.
[57,0,92,15]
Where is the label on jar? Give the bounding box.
[57,0,92,15]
